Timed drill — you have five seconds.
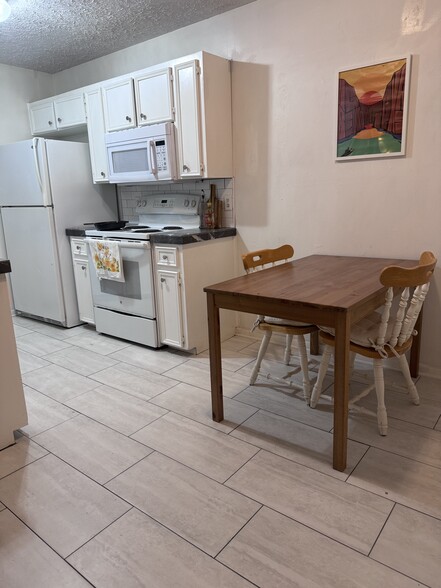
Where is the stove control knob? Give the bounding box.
[191,199,197,207]
[184,199,190,207]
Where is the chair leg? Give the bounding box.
[284,335,293,365]
[373,358,388,435]
[296,335,312,403]
[250,330,272,385]
[310,345,332,408]
[398,355,420,405]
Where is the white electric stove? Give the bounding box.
[84,194,201,347]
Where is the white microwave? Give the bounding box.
[105,122,177,183]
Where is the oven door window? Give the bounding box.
[100,260,141,298]
[88,244,155,319]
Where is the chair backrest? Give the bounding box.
[376,251,437,348]
[242,244,294,274]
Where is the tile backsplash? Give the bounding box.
[118,178,235,227]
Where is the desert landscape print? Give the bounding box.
[337,57,409,159]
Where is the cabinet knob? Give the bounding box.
[140,113,146,119]
[162,255,168,260]
[81,265,86,271]
[100,171,106,177]
[125,115,132,122]
[183,164,190,172]
[48,121,53,125]
[160,277,166,283]
[57,117,62,122]
[76,245,81,250]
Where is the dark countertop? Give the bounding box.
[150,227,236,244]
[66,226,89,237]
[65,226,236,243]
[0,259,11,274]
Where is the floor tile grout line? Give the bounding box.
[65,506,134,561]
[222,447,263,486]
[0,451,49,483]
[0,507,95,586]
[368,501,396,558]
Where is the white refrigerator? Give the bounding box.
[0,138,117,327]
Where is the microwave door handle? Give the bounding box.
[149,140,158,176]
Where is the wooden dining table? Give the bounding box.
[204,254,421,472]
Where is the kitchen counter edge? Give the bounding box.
[65,227,237,244]
[0,259,12,274]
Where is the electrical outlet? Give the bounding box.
[224,195,233,210]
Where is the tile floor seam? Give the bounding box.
[127,409,171,438]
[21,411,81,440]
[213,503,264,560]
[346,443,441,484]
[367,502,397,558]
[222,448,265,486]
[43,353,123,377]
[228,394,337,435]
[0,507,94,586]
[346,433,441,471]
[146,393,259,435]
[0,451,49,482]
[64,506,135,561]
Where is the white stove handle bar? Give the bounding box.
[84,238,151,249]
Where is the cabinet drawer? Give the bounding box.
[71,239,88,257]
[155,247,178,267]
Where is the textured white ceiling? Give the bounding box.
[0,0,256,73]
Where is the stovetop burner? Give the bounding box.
[85,193,201,241]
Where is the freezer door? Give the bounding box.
[2,207,66,324]
[0,139,51,206]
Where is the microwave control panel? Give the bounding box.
[155,140,167,171]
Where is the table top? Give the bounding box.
[205,255,417,312]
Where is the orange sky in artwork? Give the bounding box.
[340,59,406,105]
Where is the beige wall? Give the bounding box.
[23,0,441,374]
[0,64,53,144]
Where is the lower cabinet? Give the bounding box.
[70,238,95,324]
[154,238,236,353]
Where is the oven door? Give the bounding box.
[86,239,155,318]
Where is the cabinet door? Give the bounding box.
[134,68,174,126]
[85,88,109,182]
[102,79,136,132]
[174,60,203,178]
[53,93,86,129]
[157,270,184,347]
[73,258,95,324]
[29,101,56,134]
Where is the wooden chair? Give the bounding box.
[309,251,437,435]
[242,245,318,401]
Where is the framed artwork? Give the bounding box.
[336,56,411,160]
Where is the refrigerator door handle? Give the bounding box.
[32,137,44,192]
[32,138,52,206]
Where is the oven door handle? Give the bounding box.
[84,238,151,250]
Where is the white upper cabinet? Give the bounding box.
[84,87,109,183]
[27,51,233,182]
[28,91,86,134]
[174,60,202,178]
[53,92,86,129]
[101,78,136,132]
[28,100,56,134]
[174,53,232,179]
[134,67,174,126]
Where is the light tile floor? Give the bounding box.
[1,317,441,587]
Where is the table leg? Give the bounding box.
[206,292,224,422]
[332,312,350,471]
[410,310,423,378]
[310,330,319,355]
